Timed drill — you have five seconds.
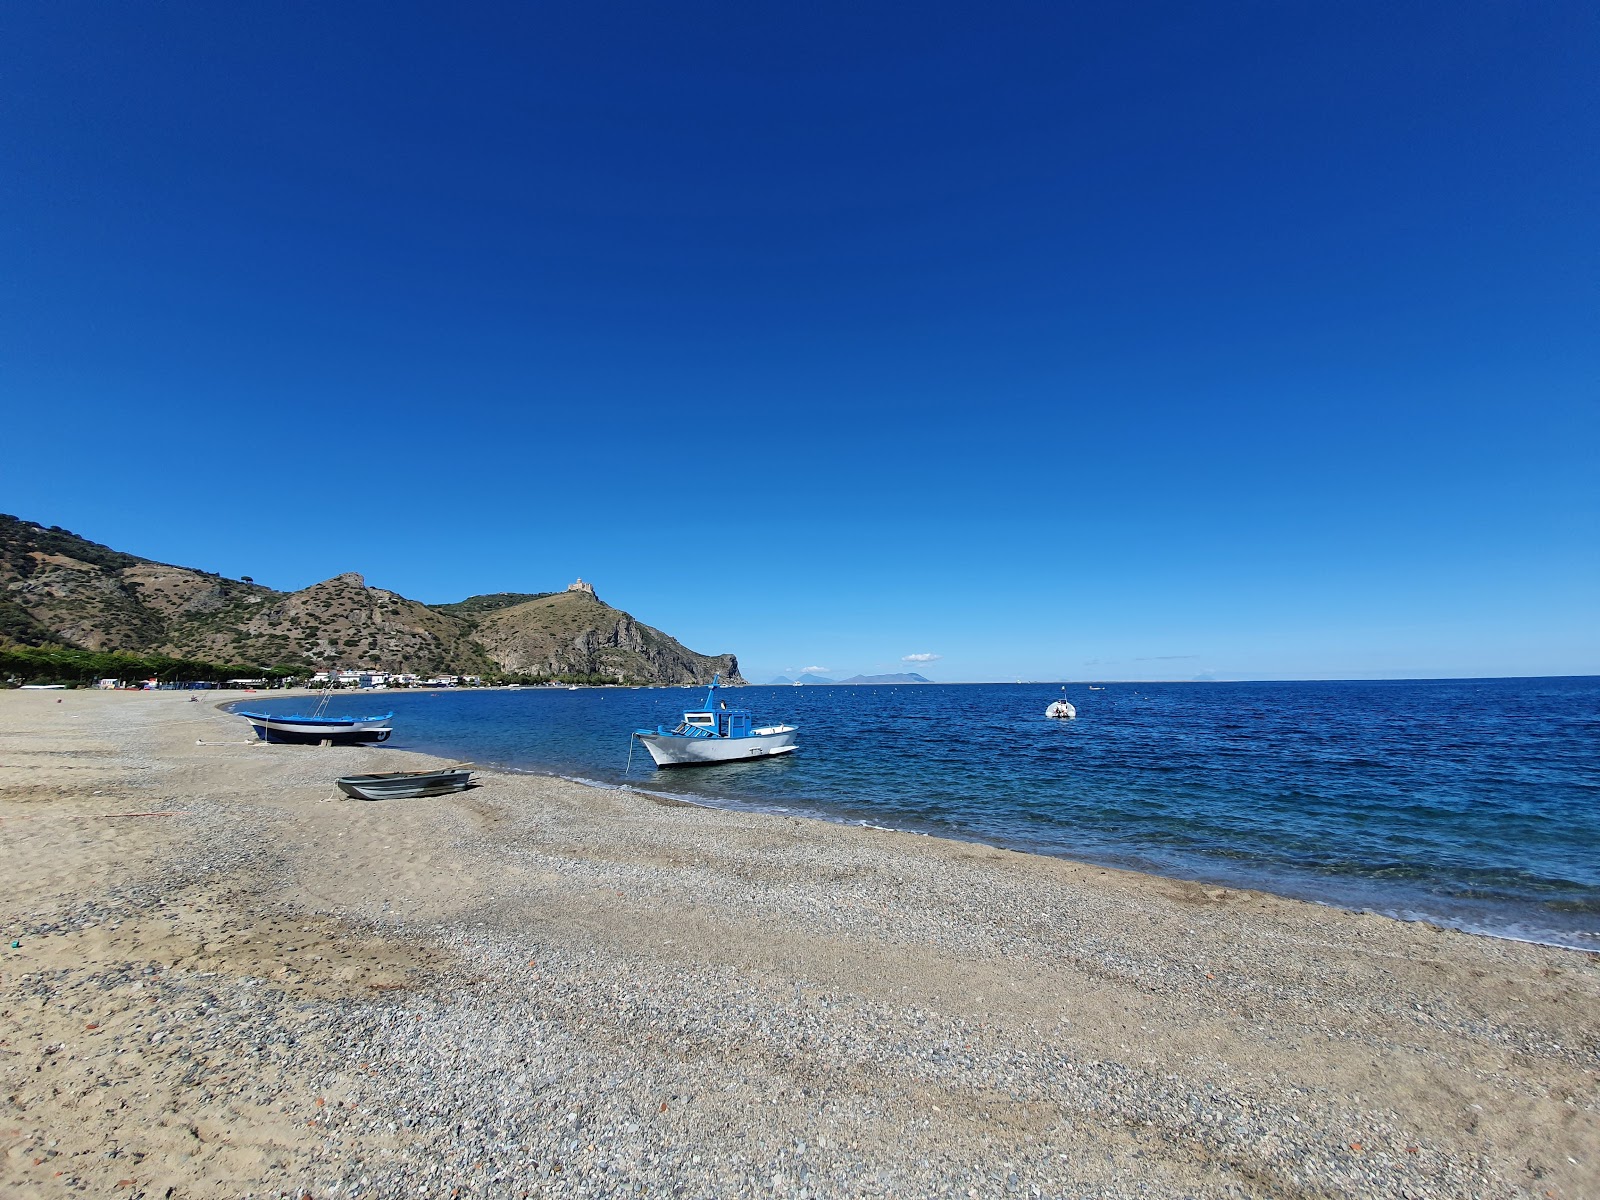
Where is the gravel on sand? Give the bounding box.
[1,690,1595,1199]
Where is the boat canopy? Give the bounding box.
[639,674,754,739]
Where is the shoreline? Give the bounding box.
[3,690,1596,1198]
[225,689,1600,957]
[549,764,1599,955]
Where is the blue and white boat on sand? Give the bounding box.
[632,676,797,767]
[237,689,394,744]
[237,710,394,743]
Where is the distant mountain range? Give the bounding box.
[766,672,932,685]
[0,514,741,685]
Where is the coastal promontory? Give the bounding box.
[0,514,740,685]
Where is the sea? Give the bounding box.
[235,677,1600,952]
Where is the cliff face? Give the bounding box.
[466,590,743,684]
[0,514,740,683]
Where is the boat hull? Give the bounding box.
[238,712,394,744]
[637,726,798,767]
[336,769,472,800]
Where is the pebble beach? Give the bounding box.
[2,690,1596,1199]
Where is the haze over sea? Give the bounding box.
[241,676,1599,951]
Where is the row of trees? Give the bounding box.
[1,640,678,690]
[0,643,299,687]
[0,647,665,689]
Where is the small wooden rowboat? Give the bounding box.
[336,768,473,801]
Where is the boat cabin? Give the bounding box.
[680,707,752,738]
[663,676,757,738]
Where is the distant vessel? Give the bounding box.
[1088,686,1105,691]
[632,676,798,767]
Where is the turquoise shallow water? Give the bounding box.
[237,677,1600,950]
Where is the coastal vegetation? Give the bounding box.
[0,642,298,687]
[0,639,657,689]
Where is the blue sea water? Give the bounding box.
[237,678,1600,950]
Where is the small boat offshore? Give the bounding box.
[632,676,797,767]
[1045,686,1076,719]
[336,768,472,800]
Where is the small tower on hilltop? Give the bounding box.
[567,578,597,599]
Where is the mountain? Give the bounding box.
[432,591,556,620]
[793,674,834,684]
[768,676,794,685]
[218,572,495,676]
[0,514,741,684]
[835,672,933,685]
[460,589,740,685]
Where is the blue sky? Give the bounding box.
[3,2,1596,681]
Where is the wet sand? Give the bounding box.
[1,689,1596,1198]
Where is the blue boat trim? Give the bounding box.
[236,710,393,724]
[235,706,396,744]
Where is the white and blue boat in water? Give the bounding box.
[632,676,797,767]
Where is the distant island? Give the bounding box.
[767,672,932,685]
[0,515,741,687]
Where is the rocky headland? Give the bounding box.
[0,515,741,685]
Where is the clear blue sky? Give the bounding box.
[3,2,1595,681]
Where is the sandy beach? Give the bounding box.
[1,690,1595,1199]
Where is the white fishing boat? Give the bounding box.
[632,676,798,767]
